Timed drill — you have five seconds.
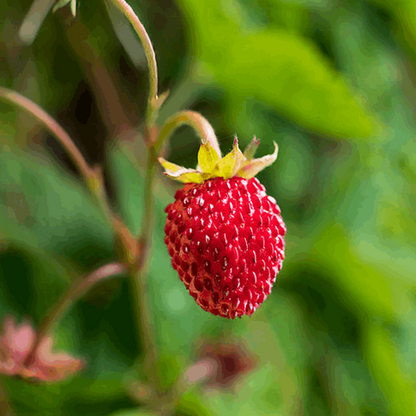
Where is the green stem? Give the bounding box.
[129,145,159,379]
[24,263,126,366]
[0,87,93,186]
[131,111,221,380]
[0,87,130,248]
[105,0,158,130]
[103,0,162,378]
[155,110,221,157]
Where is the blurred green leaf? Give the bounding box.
[177,0,381,138]
[0,145,113,262]
[202,363,286,416]
[313,226,407,320]
[107,141,146,235]
[155,352,184,392]
[366,0,416,62]
[364,322,416,416]
[177,390,215,416]
[6,374,134,416]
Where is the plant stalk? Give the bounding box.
[103,0,161,380]
[0,87,92,185]
[105,0,158,132]
[155,110,221,157]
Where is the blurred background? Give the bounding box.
[1,0,416,415]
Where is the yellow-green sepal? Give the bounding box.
[158,157,208,183]
[238,142,278,179]
[198,141,221,172]
[212,138,245,179]
[158,158,184,175]
[243,136,260,160]
[159,137,279,184]
[168,171,210,183]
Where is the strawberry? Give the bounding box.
[160,137,286,319]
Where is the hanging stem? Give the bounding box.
[155,110,221,157]
[105,0,158,133]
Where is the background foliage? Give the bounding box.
[1,0,416,414]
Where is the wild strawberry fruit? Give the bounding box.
[160,137,286,319]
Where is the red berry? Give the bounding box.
[164,176,286,319]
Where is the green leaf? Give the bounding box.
[177,0,382,138]
[0,146,113,259]
[363,323,416,416]
[155,351,184,391]
[177,390,214,416]
[197,141,220,173]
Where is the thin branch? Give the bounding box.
[0,87,93,186]
[24,262,126,366]
[130,145,159,372]
[105,0,158,128]
[0,87,134,250]
[101,0,162,379]
[155,110,221,157]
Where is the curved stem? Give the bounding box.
[24,263,126,366]
[105,0,158,129]
[155,110,221,157]
[0,87,93,184]
[0,87,136,257]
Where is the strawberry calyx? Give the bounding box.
[159,137,278,184]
